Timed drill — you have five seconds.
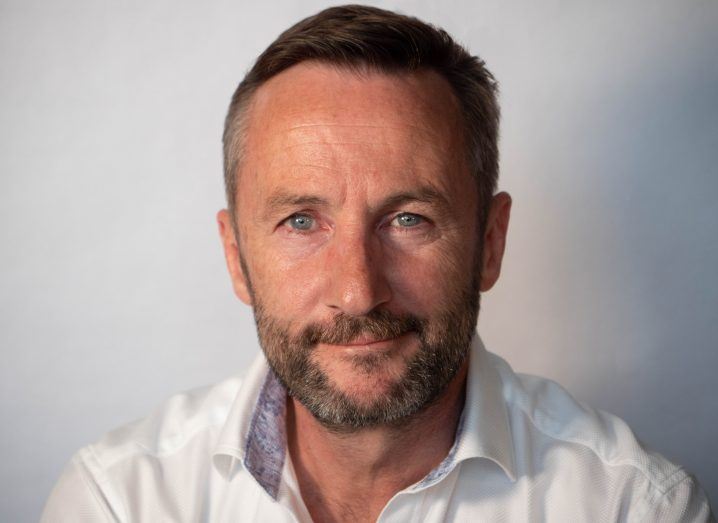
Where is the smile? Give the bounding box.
[325,332,415,350]
[342,337,395,347]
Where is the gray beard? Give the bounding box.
[252,284,480,433]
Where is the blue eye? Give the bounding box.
[287,214,315,230]
[393,213,423,227]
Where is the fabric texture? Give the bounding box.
[41,336,714,522]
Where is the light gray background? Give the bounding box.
[1,0,716,520]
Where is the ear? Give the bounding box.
[217,209,253,305]
[479,192,512,292]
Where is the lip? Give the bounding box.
[340,336,396,347]
[326,332,413,349]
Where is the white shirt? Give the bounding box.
[42,336,713,522]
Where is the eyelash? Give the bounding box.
[279,211,429,234]
[282,213,317,232]
[390,212,425,228]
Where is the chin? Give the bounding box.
[317,346,410,389]
[333,374,402,403]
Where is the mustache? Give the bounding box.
[298,309,425,347]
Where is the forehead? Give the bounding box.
[237,62,470,207]
[247,62,462,143]
[248,62,465,151]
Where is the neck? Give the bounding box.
[286,362,468,523]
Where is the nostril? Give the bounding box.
[326,266,391,316]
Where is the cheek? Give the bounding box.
[384,239,473,314]
[248,249,326,323]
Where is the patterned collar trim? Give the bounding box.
[243,370,287,498]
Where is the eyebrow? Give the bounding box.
[261,184,451,221]
[266,193,329,210]
[378,186,451,214]
[261,193,329,221]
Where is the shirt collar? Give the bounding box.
[454,334,517,481]
[408,334,516,491]
[212,333,516,497]
[212,353,288,497]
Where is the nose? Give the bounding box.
[324,228,392,316]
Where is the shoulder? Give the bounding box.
[41,374,244,522]
[91,374,243,468]
[488,353,712,518]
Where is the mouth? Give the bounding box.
[324,331,415,350]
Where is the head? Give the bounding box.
[218,5,511,431]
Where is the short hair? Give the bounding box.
[223,4,500,225]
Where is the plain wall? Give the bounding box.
[1,0,716,519]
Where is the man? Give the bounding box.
[43,5,712,522]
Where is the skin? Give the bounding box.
[218,62,511,523]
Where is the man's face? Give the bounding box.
[219,63,505,430]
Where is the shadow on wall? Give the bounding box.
[562,27,718,506]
